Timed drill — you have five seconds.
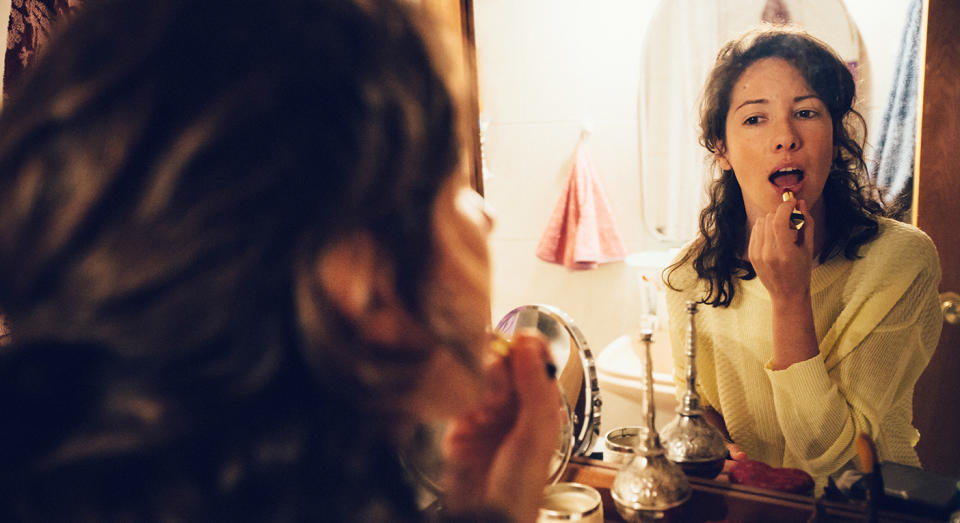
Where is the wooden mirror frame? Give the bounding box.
[911,0,960,478]
[414,0,482,194]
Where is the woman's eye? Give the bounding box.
[796,109,818,119]
[744,115,761,125]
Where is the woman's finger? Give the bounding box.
[720,442,748,476]
[727,441,748,461]
[722,459,738,476]
[749,215,766,264]
[796,199,815,256]
[773,198,797,247]
[763,210,778,259]
[507,330,562,429]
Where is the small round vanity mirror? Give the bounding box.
[401,304,601,508]
[495,304,602,458]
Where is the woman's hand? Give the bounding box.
[747,198,815,301]
[442,330,563,523]
[748,198,821,370]
[703,405,748,476]
[721,441,749,476]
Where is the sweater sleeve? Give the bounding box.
[763,243,942,477]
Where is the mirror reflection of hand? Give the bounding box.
[721,441,749,476]
[442,330,563,523]
[748,198,816,300]
[702,405,748,478]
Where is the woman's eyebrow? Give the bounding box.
[734,94,821,112]
[734,98,766,111]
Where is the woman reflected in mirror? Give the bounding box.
[664,27,942,491]
[0,0,560,521]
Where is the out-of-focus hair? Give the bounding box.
[0,0,465,519]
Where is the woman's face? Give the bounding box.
[409,173,495,420]
[717,57,834,225]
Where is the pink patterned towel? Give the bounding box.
[536,139,626,270]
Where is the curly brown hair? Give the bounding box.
[0,0,468,520]
[665,28,886,307]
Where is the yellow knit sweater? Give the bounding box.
[665,217,942,488]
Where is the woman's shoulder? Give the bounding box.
[869,217,937,258]
[662,243,700,297]
[856,217,940,275]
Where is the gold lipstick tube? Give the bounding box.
[782,190,805,231]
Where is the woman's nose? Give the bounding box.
[773,121,801,151]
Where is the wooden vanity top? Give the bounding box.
[561,457,947,522]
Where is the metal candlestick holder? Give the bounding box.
[611,330,691,521]
[660,301,727,478]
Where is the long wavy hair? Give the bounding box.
[665,28,886,307]
[0,0,466,520]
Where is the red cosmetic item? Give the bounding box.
[728,459,815,494]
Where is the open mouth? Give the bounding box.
[769,168,804,190]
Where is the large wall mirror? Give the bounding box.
[635,0,872,243]
[468,0,960,479]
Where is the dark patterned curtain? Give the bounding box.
[4,0,86,99]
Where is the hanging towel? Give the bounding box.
[536,137,626,270]
[871,0,922,212]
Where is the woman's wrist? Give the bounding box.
[767,284,812,309]
[769,294,819,370]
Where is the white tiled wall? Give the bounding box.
[476,0,911,356]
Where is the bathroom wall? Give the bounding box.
[475,0,911,356]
